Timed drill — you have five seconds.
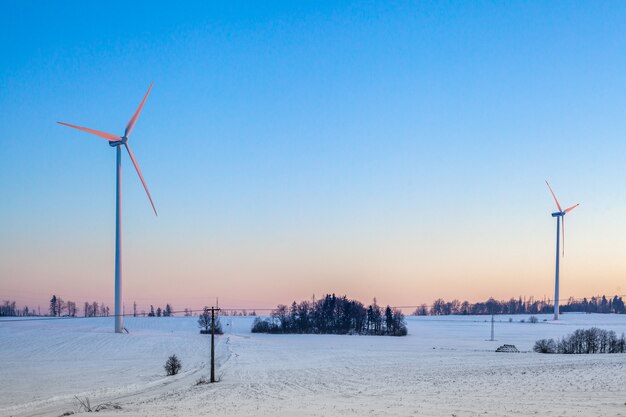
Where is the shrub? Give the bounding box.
[528,316,538,324]
[165,354,182,376]
[251,317,269,333]
[195,376,209,385]
[251,317,281,333]
[74,396,121,412]
[534,338,557,353]
[393,325,408,336]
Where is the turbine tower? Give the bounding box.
[545,180,578,321]
[58,84,157,333]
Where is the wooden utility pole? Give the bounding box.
[210,306,220,383]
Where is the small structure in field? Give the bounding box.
[495,344,519,353]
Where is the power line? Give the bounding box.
[2,294,623,323]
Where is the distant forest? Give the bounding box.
[2,293,625,318]
[0,295,174,318]
[412,295,626,316]
[251,294,408,336]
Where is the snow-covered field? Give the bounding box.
[2,313,626,416]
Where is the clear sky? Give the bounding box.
[2,1,626,312]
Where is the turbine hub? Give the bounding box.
[109,136,128,147]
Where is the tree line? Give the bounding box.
[3,293,625,318]
[0,300,36,316]
[534,327,626,354]
[251,294,408,336]
[147,304,174,317]
[413,295,626,316]
[2,296,181,318]
[49,295,80,317]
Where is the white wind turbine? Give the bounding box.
[58,84,157,333]
[545,180,579,320]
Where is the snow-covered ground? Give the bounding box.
[2,313,626,416]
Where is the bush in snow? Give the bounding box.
[165,354,182,376]
[74,396,122,412]
[251,317,281,333]
[195,376,209,385]
[533,339,557,353]
[528,316,539,324]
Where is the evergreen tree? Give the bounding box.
[164,304,173,317]
[385,306,393,334]
[49,295,58,316]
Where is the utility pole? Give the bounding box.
[211,306,220,383]
[490,313,495,341]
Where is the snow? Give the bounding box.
[2,313,626,416]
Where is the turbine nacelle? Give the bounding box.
[58,83,157,217]
[109,136,128,147]
[545,180,579,257]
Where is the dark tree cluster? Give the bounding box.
[147,304,174,317]
[251,294,407,336]
[221,310,257,316]
[197,307,223,334]
[49,295,78,317]
[0,300,17,316]
[534,327,626,354]
[561,296,626,314]
[0,300,34,316]
[413,295,626,316]
[83,301,110,317]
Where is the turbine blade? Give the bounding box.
[545,180,563,212]
[125,83,153,138]
[564,203,579,214]
[124,143,157,216]
[57,122,120,142]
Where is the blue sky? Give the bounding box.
[2,1,626,310]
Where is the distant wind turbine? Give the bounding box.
[545,180,579,321]
[58,84,157,333]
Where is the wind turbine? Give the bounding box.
[545,180,579,321]
[58,84,157,333]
